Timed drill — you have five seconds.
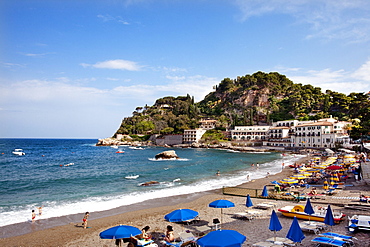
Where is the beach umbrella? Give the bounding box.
[306,169,321,173]
[99,225,141,239]
[286,217,305,243]
[326,165,342,170]
[261,185,268,197]
[324,205,335,228]
[164,209,199,222]
[245,194,253,208]
[209,200,235,224]
[290,175,307,180]
[323,180,329,190]
[269,210,282,242]
[280,178,298,184]
[304,198,315,223]
[197,229,246,247]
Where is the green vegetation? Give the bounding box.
[115,72,370,140]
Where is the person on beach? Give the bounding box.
[37,206,43,216]
[82,212,89,229]
[140,226,152,240]
[164,225,175,242]
[216,170,220,176]
[256,163,259,168]
[31,210,36,222]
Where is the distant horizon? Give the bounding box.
[2,0,370,138]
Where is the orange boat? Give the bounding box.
[278,205,345,224]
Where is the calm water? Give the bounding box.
[0,139,301,227]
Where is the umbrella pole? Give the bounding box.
[221,208,223,228]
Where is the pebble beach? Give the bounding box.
[1,156,370,247]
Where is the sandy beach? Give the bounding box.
[1,156,370,247]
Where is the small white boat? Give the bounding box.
[129,146,145,150]
[12,149,25,156]
[348,215,370,232]
[125,175,139,179]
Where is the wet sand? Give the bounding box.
[1,156,370,247]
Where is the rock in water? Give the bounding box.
[155,150,179,159]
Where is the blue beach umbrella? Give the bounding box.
[324,205,335,227]
[304,198,315,222]
[197,229,246,247]
[246,194,253,208]
[209,200,235,208]
[99,225,141,239]
[269,210,282,241]
[262,185,268,197]
[164,209,199,222]
[209,200,235,224]
[286,217,305,243]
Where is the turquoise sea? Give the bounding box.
[0,139,302,229]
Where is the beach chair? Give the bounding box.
[164,241,183,247]
[179,232,196,243]
[311,236,349,247]
[299,223,320,234]
[233,212,255,221]
[265,237,295,246]
[194,225,211,236]
[252,241,281,247]
[324,189,337,195]
[212,218,220,230]
[319,232,355,245]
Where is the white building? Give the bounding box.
[183,128,207,144]
[291,118,352,148]
[199,119,217,130]
[231,125,270,141]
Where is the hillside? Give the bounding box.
[115,71,370,140]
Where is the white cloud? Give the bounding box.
[97,14,130,25]
[352,60,370,81]
[278,60,370,94]
[234,0,370,42]
[81,59,143,71]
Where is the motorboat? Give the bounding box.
[125,175,139,179]
[348,215,370,233]
[278,205,345,223]
[116,151,125,153]
[12,149,25,156]
[129,146,145,150]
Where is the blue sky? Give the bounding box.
[1,0,370,138]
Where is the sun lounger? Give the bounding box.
[299,223,320,234]
[183,216,201,225]
[266,237,295,246]
[252,241,282,247]
[302,221,328,231]
[311,236,348,247]
[137,240,154,247]
[179,232,196,243]
[319,232,355,245]
[164,241,183,247]
[233,212,255,221]
[194,225,211,236]
[255,203,275,210]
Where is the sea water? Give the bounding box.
[0,139,303,228]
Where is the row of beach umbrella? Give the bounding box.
[99,196,336,246]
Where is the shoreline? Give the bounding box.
[0,155,299,246]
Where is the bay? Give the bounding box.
[0,139,301,228]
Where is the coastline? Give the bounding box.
[2,155,369,247]
[0,156,297,246]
